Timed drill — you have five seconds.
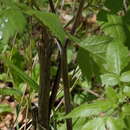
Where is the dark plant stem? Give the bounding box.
[71,0,85,35]
[48,0,62,118]
[48,0,56,13]
[49,60,61,115]
[61,1,85,130]
[38,29,52,130]
[48,1,85,130]
[60,45,72,130]
[65,0,85,47]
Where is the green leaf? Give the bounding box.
[11,49,25,70]
[79,35,112,54]
[0,104,12,113]
[81,118,106,130]
[125,116,130,129]
[124,8,130,24]
[0,8,26,44]
[25,10,66,43]
[120,71,130,82]
[105,87,118,104]
[0,0,20,11]
[73,118,87,130]
[97,10,108,22]
[123,86,130,97]
[2,59,38,91]
[122,104,130,116]
[65,100,112,118]
[101,73,119,86]
[77,48,99,81]
[78,35,113,72]
[106,41,129,74]
[58,123,66,130]
[101,15,126,43]
[106,117,126,130]
[0,88,22,97]
[66,32,80,43]
[105,0,123,13]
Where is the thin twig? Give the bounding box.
[85,89,100,97]
[71,0,85,35]
[64,0,85,48]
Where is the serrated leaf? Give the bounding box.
[0,8,26,44]
[25,10,66,43]
[0,104,12,113]
[101,15,126,43]
[79,35,112,54]
[106,117,126,130]
[120,71,130,82]
[81,118,106,130]
[78,35,113,72]
[101,73,119,86]
[106,41,129,74]
[65,100,112,118]
[105,87,118,104]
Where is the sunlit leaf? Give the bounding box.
[73,118,87,130]
[0,104,12,113]
[122,104,130,116]
[0,8,26,44]
[120,71,130,82]
[106,117,126,130]
[79,35,112,54]
[78,35,113,72]
[81,117,106,130]
[123,86,130,97]
[106,41,129,74]
[105,87,118,104]
[101,15,126,43]
[101,73,119,86]
[65,100,112,118]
